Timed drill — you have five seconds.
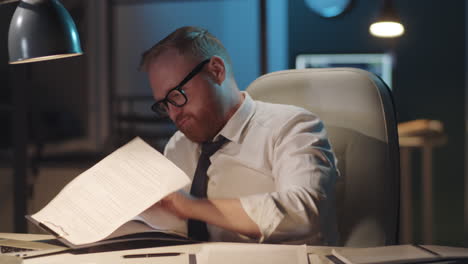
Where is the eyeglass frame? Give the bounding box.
[151,58,211,116]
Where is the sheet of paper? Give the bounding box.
[420,245,468,258]
[30,137,190,246]
[331,245,436,264]
[135,205,187,237]
[104,218,186,240]
[103,220,155,239]
[196,243,308,264]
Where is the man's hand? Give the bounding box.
[159,191,195,219]
[157,190,261,239]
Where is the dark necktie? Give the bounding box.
[188,136,229,241]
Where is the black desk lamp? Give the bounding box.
[3,0,82,232]
[8,0,82,64]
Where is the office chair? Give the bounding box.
[247,68,400,247]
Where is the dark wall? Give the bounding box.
[289,0,465,246]
[0,3,15,148]
[0,3,14,72]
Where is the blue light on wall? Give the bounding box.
[305,0,352,18]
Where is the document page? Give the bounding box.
[196,244,308,264]
[331,245,436,264]
[420,245,468,258]
[134,206,187,237]
[30,137,190,246]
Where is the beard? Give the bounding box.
[177,113,223,143]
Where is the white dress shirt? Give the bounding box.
[164,92,339,245]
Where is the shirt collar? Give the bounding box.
[214,91,256,144]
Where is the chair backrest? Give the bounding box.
[246,68,400,247]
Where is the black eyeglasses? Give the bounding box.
[151,58,211,117]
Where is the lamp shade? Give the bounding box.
[369,0,405,38]
[8,0,83,64]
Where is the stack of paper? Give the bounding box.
[332,244,468,264]
[196,243,308,264]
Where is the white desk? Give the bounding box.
[3,233,468,264]
[0,233,333,264]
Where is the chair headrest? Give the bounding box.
[247,68,395,142]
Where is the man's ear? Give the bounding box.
[208,56,226,85]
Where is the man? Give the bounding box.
[140,26,339,245]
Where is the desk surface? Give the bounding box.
[2,233,468,264]
[1,233,334,264]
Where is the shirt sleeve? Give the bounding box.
[239,110,339,245]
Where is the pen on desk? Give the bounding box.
[122,252,183,258]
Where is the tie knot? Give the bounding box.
[201,136,229,157]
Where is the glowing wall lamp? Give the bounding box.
[8,0,83,64]
[369,0,405,38]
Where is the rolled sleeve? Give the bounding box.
[241,186,327,244]
[239,193,284,242]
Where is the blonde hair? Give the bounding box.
[139,26,232,73]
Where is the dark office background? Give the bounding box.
[0,0,466,246]
[0,4,13,146]
[289,0,465,246]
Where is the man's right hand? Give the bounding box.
[159,190,195,219]
[159,190,261,239]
